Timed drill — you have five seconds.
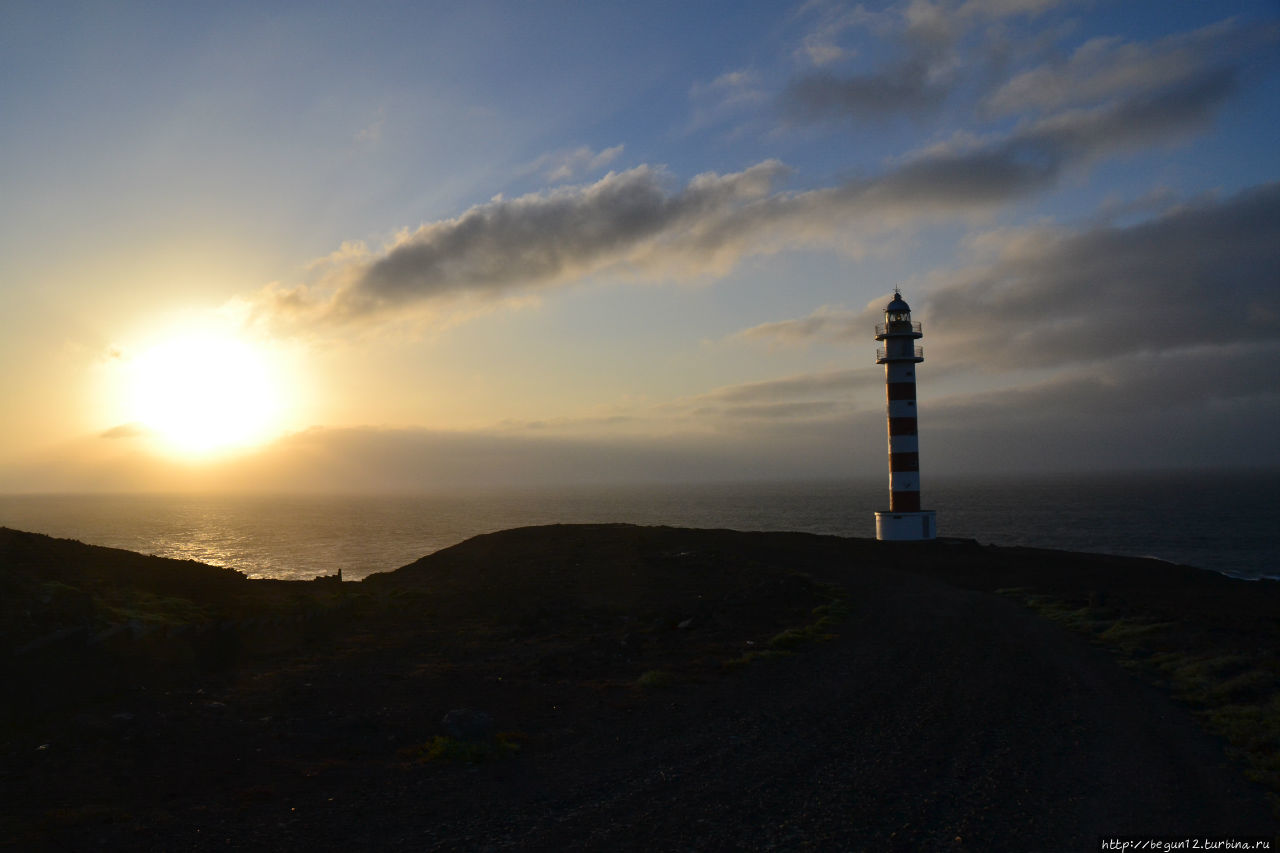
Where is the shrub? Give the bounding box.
[636,669,677,688]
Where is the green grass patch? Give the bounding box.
[636,668,677,688]
[399,731,525,763]
[1096,618,1178,651]
[723,648,793,669]
[723,579,850,670]
[766,591,850,651]
[103,590,211,626]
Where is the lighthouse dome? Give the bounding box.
[886,293,911,314]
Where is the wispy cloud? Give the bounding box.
[984,19,1276,116]
[686,70,770,133]
[731,304,880,347]
[791,0,889,66]
[520,144,625,183]
[355,108,386,144]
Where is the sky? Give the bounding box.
[2,0,1278,492]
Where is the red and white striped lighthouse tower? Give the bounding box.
[874,289,937,541]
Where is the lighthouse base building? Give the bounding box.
[874,289,936,542]
[875,509,936,541]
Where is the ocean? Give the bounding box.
[1,471,1276,582]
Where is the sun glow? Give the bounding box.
[125,330,286,456]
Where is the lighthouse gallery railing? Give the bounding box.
[876,346,924,361]
[874,321,923,337]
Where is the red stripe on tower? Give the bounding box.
[874,289,937,541]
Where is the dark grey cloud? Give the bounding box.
[779,4,1270,141]
[779,0,1072,123]
[256,64,1242,331]
[733,305,879,346]
[690,400,843,420]
[927,181,1280,367]
[698,368,878,405]
[919,345,1280,472]
[217,425,875,489]
[687,344,1280,475]
[782,59,947,122]
[0,425,830,492]
[12,348,1278,494]
[933,344,1280,424]
[267,161,789,325]
[984,19,1277,116]
[851,66,1238,210]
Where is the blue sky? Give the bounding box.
[2,0,1278,491]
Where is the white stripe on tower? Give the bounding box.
[887,434,918,453]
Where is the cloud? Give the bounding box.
[935,344,1280,423]
[254,160,788,328]
[855,65,1237,207]
[984,20,1275,116]
[251,69,1242,333]
[917,344,1280,472]
[355,108,386,144]
[732,304,882,347]
[782,0,1073,122]
[782,0,956,122]
[956,0,1063,17]
[1,423,886,493]
[925,181,1280,367]
[691,400,843,420]
[783,58,948,122]
[791,1,889,66]
[686,70,770,132]
[337,160,789,318]
[697,367,879,405]
[521,144,625,183]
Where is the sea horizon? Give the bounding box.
[2,468,1276,584]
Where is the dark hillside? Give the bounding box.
[2,524,1275,850]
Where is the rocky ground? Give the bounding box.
[1,524,1276,850]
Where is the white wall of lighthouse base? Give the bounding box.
[875,510,937,541]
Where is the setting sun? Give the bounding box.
[126,332,284,455]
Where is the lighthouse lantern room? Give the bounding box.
[874,289,937,541]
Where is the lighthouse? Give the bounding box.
[874,289,937,541]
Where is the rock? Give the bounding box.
[442,708,494,741]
